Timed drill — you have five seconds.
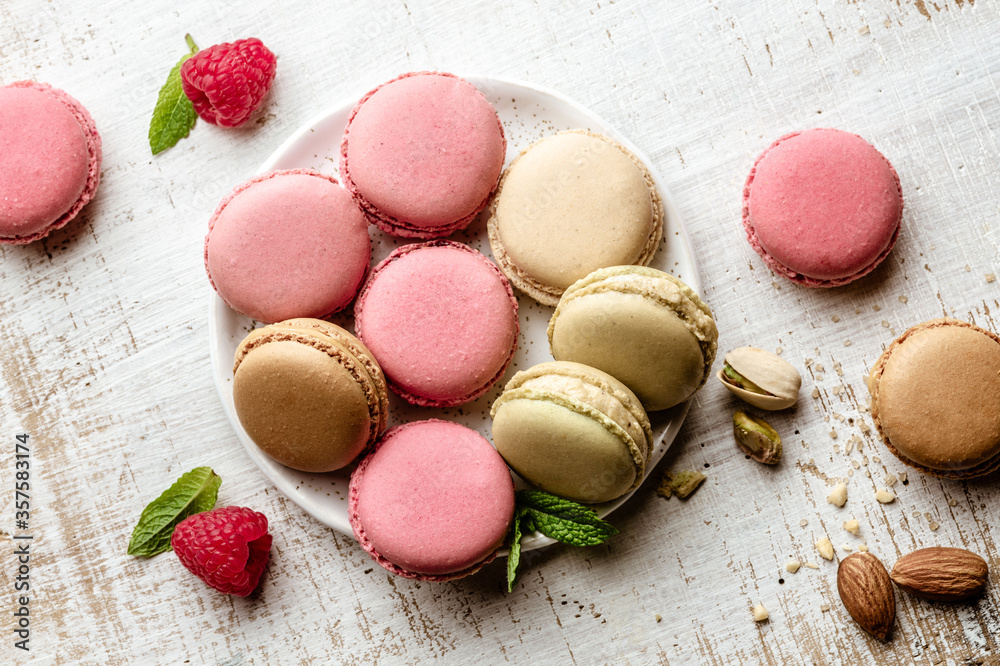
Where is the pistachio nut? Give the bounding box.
[717,347,801,410]
[733,410,782,465]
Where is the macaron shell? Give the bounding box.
[871,319,1000,475]
[340,72,505,236]
[551,292,704,411]
[548,266,718,412]
[487,130,663,306]
[273,318,389,436]
[743,128,902,286]
[354,240,518,407]
[492,393,639,503]
[0,82,102,243]
[501,360,652,467]
[232,319,388,473]
[205,170,371,323]
[233,340,373,473]
[349,420,514,580]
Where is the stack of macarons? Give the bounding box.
[211,70,724,581]
[207,72,513,581]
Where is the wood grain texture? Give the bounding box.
[0,0,998,663]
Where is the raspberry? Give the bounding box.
[171,506,272,596]
[180,38,277,128]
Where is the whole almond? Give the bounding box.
[890,547,988,602]
[837,552,896,640]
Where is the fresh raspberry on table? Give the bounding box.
[171,506,272,596]
[180,38,277,127]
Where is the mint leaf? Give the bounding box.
[517,490,618,546]
[127,466,221,557]
[506,508,525,593]
[505,490,619,592]
[148,34,199,155]
[520,511,537,535]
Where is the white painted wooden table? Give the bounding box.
[1,1,998,663]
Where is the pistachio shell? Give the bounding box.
[718,347,801,410]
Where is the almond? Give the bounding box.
[837,552,895,640]
[890,547,988,602]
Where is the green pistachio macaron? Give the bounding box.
[490,360,652,503]
[547,266,718,411]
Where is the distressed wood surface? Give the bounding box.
[1,0,998,664]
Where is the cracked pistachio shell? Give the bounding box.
[717,347,801,410]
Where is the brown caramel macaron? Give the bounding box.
[233,319,389,473]
[868,318,1000,478]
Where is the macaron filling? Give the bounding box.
[513,373,650,456]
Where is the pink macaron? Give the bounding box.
[348,419,515,581]
[0,81,102,244]
[339,71,506,239]
[742,128,902,287]
[354,240,519,407]
[205,169,371,323]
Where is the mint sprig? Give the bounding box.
[506,509,523,590]
[148,34,199,155]
[506,490,619,592]
[127,466,221,557]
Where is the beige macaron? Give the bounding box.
[868,318,1000,478]
[548,266,718,411]
[487,130,663,306]
[233,318,389,473]
[490,361,652,503]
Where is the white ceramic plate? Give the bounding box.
[209,76,701,553]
